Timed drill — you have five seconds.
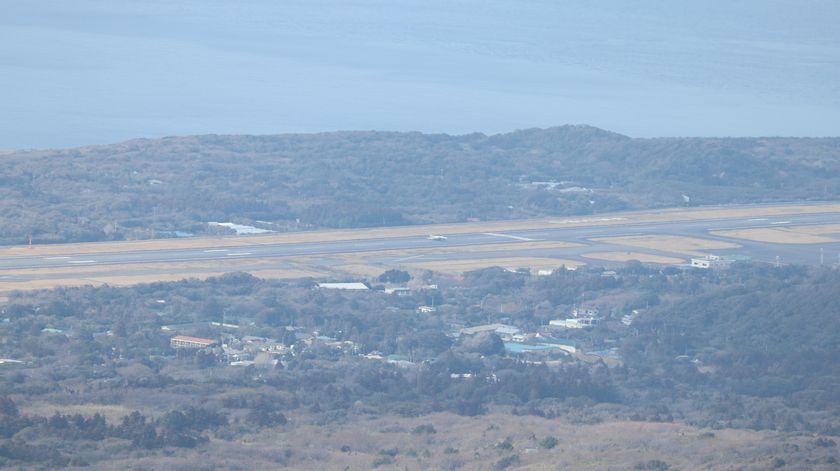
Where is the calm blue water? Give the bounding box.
[2,1,839,148]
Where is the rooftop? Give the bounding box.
[460,323,520,336]
[317,282,370,290]
[171,335,216,346]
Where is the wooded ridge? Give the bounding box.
[2,126,839,245]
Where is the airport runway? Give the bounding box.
[2,207,840,279]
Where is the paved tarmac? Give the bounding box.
[1,208,840,282]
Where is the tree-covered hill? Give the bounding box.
[2,126,839,244]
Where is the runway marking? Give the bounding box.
[226,252,253,256]
[588,233,643,238]
[549,217,628,225]
[44,256,71,260]
[748,218,769,222]
[709,227,755,232]
[771,221,792,225]
[67,260,96,264]
[203,249,228,253]
[482,232,536,241]
[393,254,424,262]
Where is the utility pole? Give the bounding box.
[820,248,825,266]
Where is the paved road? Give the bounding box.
[2,209,840,275]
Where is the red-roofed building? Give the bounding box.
[170,335,216,349]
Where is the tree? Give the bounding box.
[459,332,505,356]
[194,349,218,368]
[378,269,411,283]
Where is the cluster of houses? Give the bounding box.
[165,300,628,368]
[450,305,630,365]
[162,275,632,369]
[621,309,641,326]
[161,278,440,368]
[166,325,359,367]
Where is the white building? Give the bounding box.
[317,282,370,290]
[549,318,599,329]
[460,323,521,337]
[572,307,600,318]
[384,287,411,295]
[170,335,216,349]
[690,255,729,269]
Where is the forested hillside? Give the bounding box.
[2,126,839,244]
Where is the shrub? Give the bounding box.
[539,436,558,449]
[496,437,513,451]
[494,455,520,470]
[372,456,393,468]
[634,460,671,470]
[411,424,437,434]
[379,448,399,457]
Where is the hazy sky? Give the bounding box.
[2,0,839,148]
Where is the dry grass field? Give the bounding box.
[712,227,840,244]
[404,257,583,274]
[582,251,685,264]
[0,274,209,291]
[591,234,740,256]
[89,411,839,470]
[787,223,840,235]
[641,202,840,220]
[20,404,137,424]
[0,240,588,291]
[330,263,394,278]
